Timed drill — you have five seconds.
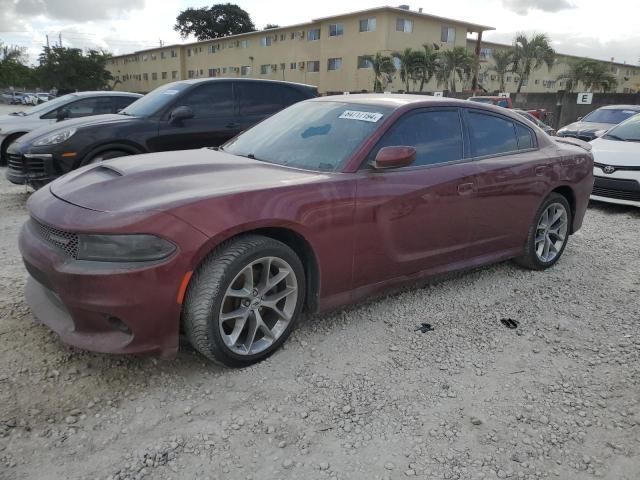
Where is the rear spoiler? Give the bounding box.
[554,136,592,152]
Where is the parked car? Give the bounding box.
[7,78,318,187]
[0,91,142,166]
[515,109,556,136]
[589,113,640,207]
[468,96,513,108]
[557,105,640,141]
[19,95,594,367]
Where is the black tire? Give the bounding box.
[1,133,25,166]
[182,235,306,367]
[83,149,129,166]
[516,193,572,270]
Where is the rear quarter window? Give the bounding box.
[467,110,518,157]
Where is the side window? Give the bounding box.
[65,98,99,118]
[178,82,234,118]
[515,123,535,150]
[372,109,464,167]
[237,83,308,116]
[93,97,117,115]
[467,110,518,157]
[112,96,137,112]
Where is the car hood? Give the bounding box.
[15,114,137,145]
[591,137,640,166]
[49,149,329,213]
[558,121,612,135]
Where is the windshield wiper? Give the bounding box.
[604,133,626,141]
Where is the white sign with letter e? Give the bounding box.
[433,91,443,97]
[577,92,593,105]
[498,92,510,98]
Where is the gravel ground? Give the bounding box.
[0,169,639,480]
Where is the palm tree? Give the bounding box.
[362,53,396,93]
[558,59,618,92]
[489,49,514,92]
[435,47,474,93]
[511,33,556,93]
[415,44,438,92]
[557,60,586,92]
[392,48,422,92]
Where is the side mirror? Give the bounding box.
[577,116,582,121]
[373,146,416,170]
[56,108,69,121]
[170,106,194,123]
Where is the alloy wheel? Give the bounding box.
[535,202,568,263]
[218,256,298,355]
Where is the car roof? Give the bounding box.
[72,91,142,97]
[178,77,316,90]
[312,94,493,110]
[598,104,640,110]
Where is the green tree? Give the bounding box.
[362,53,396,93]
[174,3,256,40]
[264,24,280,30]
[0,43,38,88]
[36,46,113,91]
[512,33,555,93]
[489,49,514,92]
[392,48,423,92]
[435,47,474,93]
[415,44,438,92]
[558,59,617,92]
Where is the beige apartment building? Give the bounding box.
[107,5,640,95]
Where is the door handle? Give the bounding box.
[226,122,240,129]
[535,165,549,176]
[457,182,474,195]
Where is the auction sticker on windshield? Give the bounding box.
[163,90,180,95]
[339,110,384,123]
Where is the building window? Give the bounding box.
[327,58,342,71]
[392,57,401,70]
[142,54,149,61]
[151,72,157,80]
[240,40,248,48]
[506,75,512,82]
[150,53,157,60]
[307,60,320,72]
[260,64,272,75]
[143,73,149,80]
[479,47,492,60]
[188,70,195,79]
[359,18,376,32]
[172,70,178,79]
[160,51,166,59]
[187,48,192,57]
[307,28,321,41]
[290,62,297,70]
[358,56,373,69]
[329,23,344,37]
[441,26,456,43]
[171,49,177,58]
[396,18,413,33]
[261,36,272,47]
[241,66,251,76]
[208,45,215,54]
[208,68,216,77]
[161,72,167,80]
[222,67,227,74]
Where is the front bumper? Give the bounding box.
[590,166,640,207]
[6,152,58,185]
[19,194,208,356]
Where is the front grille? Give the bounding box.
[30,219,79,258]
[24,156,46,175]
[592,177,640,202]
[7,153,24,175]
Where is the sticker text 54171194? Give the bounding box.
[339,110,384,123]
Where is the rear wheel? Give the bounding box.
[517,193,572,270]
[182,235,305,367]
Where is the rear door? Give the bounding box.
[462,108,549,259]
[235,82,312,132]
[353,108,479,288]
[155,81,237,151]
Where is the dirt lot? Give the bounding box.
[0,170,638,480]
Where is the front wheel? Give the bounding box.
[517,193,572,270]
[182,235,305,367]
[84,150,129,165]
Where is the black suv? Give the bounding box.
[7,78,318,187]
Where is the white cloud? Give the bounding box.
[502,0,575,15]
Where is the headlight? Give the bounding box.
[33,128,77,146]
[77,234,176,262]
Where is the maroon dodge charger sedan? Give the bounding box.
[19,95,594,367]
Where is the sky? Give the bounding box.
[0,0,639,66]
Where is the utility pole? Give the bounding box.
[59,33,62,47]
[46,34,50,49]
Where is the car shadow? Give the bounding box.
[588,199,640,218]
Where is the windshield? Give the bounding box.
[223,101,392,172]
[17,93,77,116]
[120,82,189,117]
[582,108,640,124]
[604,114,640,141]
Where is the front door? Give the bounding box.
[155,81,240,152]
[353,108,478,290]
